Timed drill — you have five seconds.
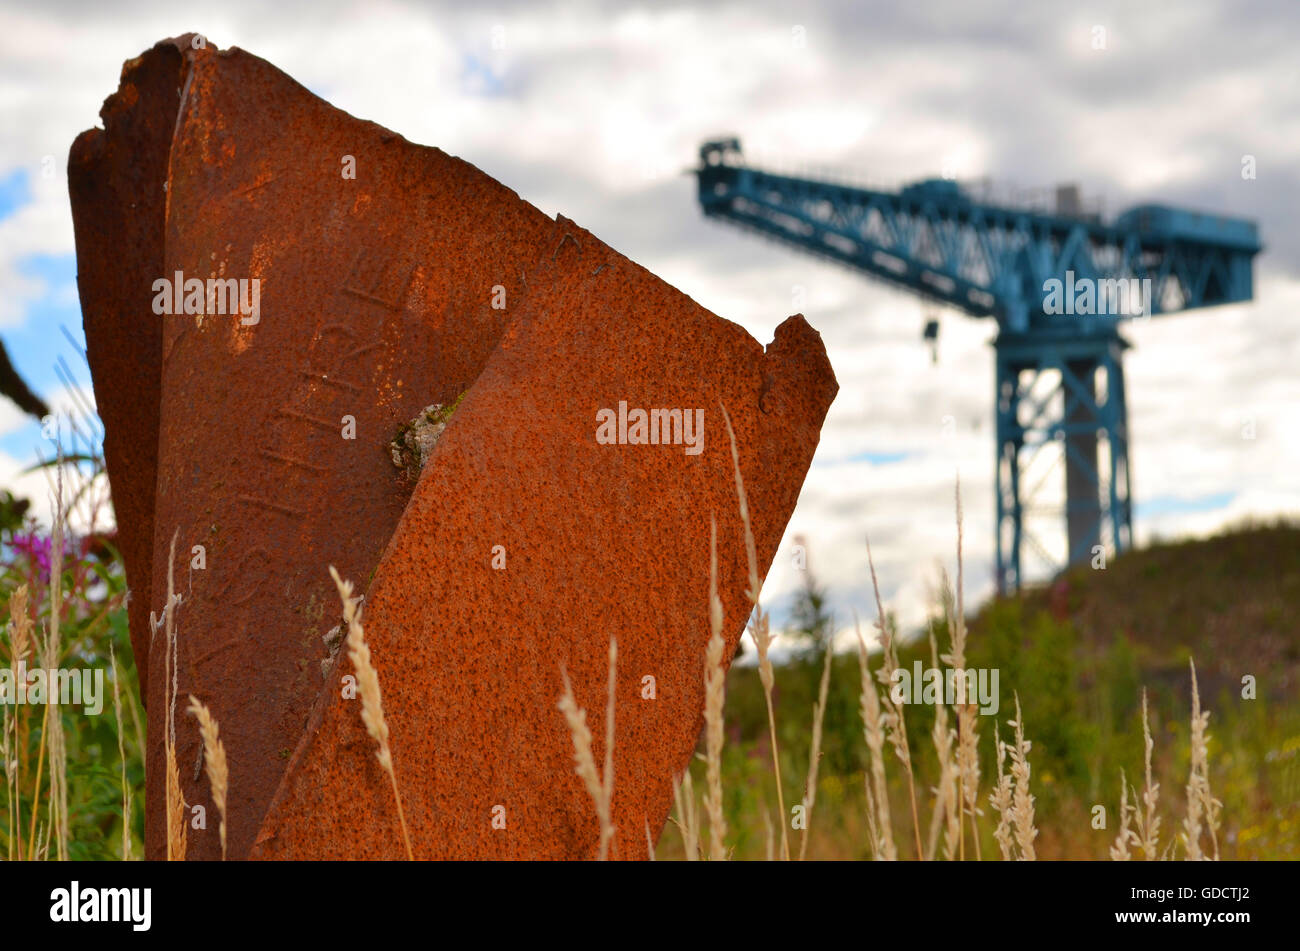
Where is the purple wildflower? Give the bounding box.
[10,531,54,582]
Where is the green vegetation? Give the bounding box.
[2,440,1295,861]
[0,467,142,861]
[661,521,1300,860]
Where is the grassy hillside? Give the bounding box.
[661,520,1300,860]
[1025,521,1300,704]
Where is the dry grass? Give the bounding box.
[44,466,68,861]
[110,643,131,861]
[664,474,1040,863]
[798,630,834,860]
[329,565,413,860]
[855,615,896,859]
[672,769,699,860]
[661,437,1056,865]
[988,722,1015,860]
[866,537,924,858]
[186,694,228,860]
[703,517,727,860]
[159,530,186,862]
[1008,694,1038,860]
[925,624,959,860]
[557,635,617,860]
[946,485,982,860]
[1110,771,1135,861]
[6,584,31,860]
[1135,690,1161,859]
[1183,659,1222,860]
[1,699,11,860]
[720,402,789,860]
[657,464,1237,864]
[8,585,29,678]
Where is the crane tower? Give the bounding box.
[696,138,1261,591]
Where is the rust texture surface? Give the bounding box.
[73,39,560,859]
[252,218,837,859]
[69,37,197,704]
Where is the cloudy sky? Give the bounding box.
[1,0,1297,648]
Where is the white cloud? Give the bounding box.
[0,0,1296,636]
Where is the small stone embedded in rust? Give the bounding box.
[251,218,837,860]
[389,397,463,482]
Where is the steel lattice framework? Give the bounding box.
[696,138,1261,590]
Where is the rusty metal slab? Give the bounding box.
[69,36,199,706]
[73,39,562,859]
[252,217,838,860]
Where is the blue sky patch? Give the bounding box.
[0,168,29,219]
[0,249,95,466]
[1137,491,1235,517]
[459,53,507,97]
[848,449,910,465]
[815,448,912,468]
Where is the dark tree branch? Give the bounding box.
[0,336,50,420]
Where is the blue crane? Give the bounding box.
[696,138,1261,592]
